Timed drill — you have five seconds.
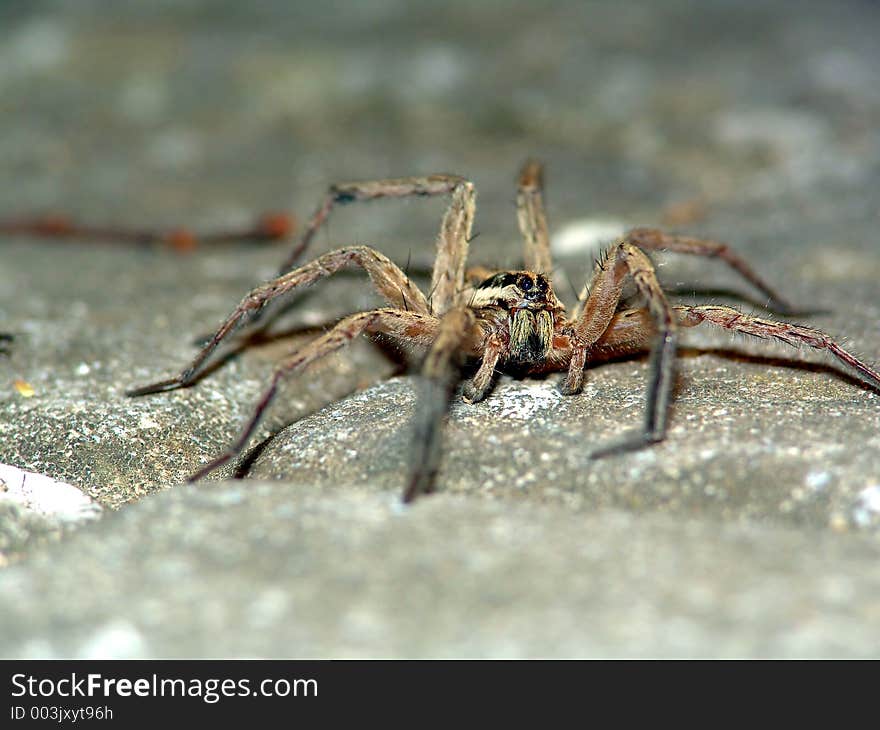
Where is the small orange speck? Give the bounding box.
[166,228,198,253]
[257,212,296,239]
[36,214,74,235]
[13,379,35,397]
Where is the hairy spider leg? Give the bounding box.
[402,174,533,500]
[570,228,798,319]
[516,159,553,275]
[598,304,880,390]
[430,181,476,314]
[186,308,440,483]
[567,241,678,457]
[277,174,472,277]
[461,333,506,404]
[570,303,880,456]
[126,245,430,396]
[675,304,880,389]
[404,307,480,502]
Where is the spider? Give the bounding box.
[127,160,880,503]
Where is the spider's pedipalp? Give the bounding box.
[126,245,430,396]
[461,333,504,404]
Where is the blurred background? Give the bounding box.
[3,0,879,267]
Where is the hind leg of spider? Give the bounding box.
[675,305,880,390]
[126,245,431,397]
[187,308,440,482]
[277,174,474,276]
[576,303,880,458]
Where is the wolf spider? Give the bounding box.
[128,160,880,502]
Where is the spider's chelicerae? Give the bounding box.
[129,161,880,502]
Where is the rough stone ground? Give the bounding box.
[1,0,880,657]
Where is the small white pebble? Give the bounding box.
[77,621,147,659]
[805,470,831,491]
[137,414,161,430]
[852,484,880,527]
[551,218,627,257]
[0,463,101,523]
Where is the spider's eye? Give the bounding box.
[518,276,533,291]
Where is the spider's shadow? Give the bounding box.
[675,346,874,392]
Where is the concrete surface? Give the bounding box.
[1,0,880,657]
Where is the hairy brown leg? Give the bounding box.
[187,308,439,482]
[516,160,553,275]
[563,249,629,395]
[0,212,294,253]
[404,307,480,503]
[277,174,471,275]
[570,227,798,320]
[430,181,476,315]
[624,227,797,314]
[565,241,678,456]
[127,245,430,396]
[677,304,880,389]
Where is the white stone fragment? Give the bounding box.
[0,463,102,524]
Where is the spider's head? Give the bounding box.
[471,271,553,310]
[472,271,557,364]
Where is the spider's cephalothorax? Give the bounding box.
[471,271,564,367]
[128,160,880,503]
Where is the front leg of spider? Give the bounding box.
[403,308,477,503]
[126,245,431,397]
[565,240,678,459]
